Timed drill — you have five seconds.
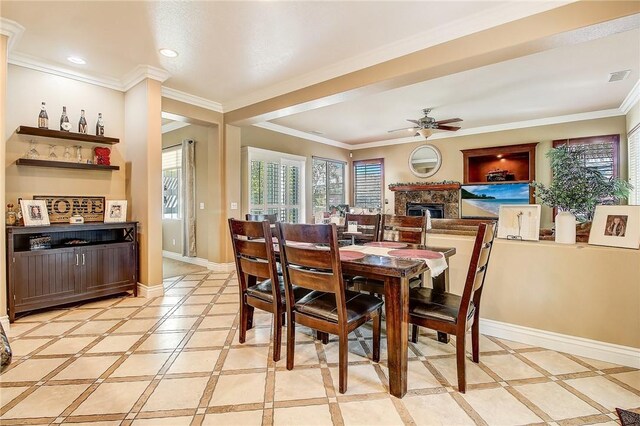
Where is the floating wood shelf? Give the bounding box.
[388,183,461,192]
[16,158,119,171]
[16,126,119,144]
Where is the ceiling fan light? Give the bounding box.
[417,128,433,138]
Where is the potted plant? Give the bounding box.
[531,145,631,244]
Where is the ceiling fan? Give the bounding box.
[388,108,462,138]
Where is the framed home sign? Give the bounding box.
[33,195,105,223]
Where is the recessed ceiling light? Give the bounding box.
[159,48,179,58]
[67,56,86,65]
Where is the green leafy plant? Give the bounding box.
[531,145,632,221]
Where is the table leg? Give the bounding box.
[432,263,451,344]
[384,276,409,398]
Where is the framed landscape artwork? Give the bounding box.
[589,205,640,249]
[460,183,531,219]
[497,204,541,241]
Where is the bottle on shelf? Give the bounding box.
[60,106,71,131]
[38,102,48,129]
[78,109,88,134]
[96,113,104,136]
[6,204,16,226]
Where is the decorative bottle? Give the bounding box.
[60,106,71,131]
[5,204,16,226]
[96,113,104,136]
[78,109,87,134]
[38,102,48,129]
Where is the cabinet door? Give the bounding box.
[12,249,77,309]
[79,243,135,293]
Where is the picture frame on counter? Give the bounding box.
[104,200,127,223]
[20,199,50,226]
[497,204,541,241]
[588,205,640,249]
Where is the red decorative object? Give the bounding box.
[387,249,443,260]
[94,147,111,165]
[339,250,366,261]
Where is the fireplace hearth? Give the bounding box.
[406,202,445,218]
[390,183,460,219]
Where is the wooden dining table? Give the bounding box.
[339,245,456,398]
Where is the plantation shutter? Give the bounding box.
[353,159,383,209]
[553,135,619,179]
[629,128,640,205]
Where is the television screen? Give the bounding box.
[460,183,531,218]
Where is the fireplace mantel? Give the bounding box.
[389,183,461,192]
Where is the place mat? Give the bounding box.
[363,241,407,249]
[339,250,366,261]
[387,249,442,260]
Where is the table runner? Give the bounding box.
[339,244,448,277]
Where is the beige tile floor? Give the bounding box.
[1,271,639,425]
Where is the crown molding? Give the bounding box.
[122,65,171,91]
[253,122,351,150]
[162,120,191,134]
[620,79,640,114]
[161,87,223,113]
[223,1,573,112]
[0,18,25,51]
[8,51,124,90]
[259,109,624,152]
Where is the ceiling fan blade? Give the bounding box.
[435,118,462,125]
[435,125,461,131]
[406,119,421,125]
[387,126,417,133]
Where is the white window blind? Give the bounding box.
[246,147,305,223]
[353,159,383,209]
[553,135,619,179]
[162,147,182,219]
[629,128,640,205]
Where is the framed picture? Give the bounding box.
[33,195,105,223]
[20,199,51,226]
[497,204,541,241]
[104,200,127,223]
[589,205,640,249]
[460,183,532,219]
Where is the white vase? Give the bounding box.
[555,211,576,244]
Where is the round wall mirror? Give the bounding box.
[408,144,442,178]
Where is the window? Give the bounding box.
[312,157,346,216]
[246,147,305,223]
[629,127,640,205]
[162,148,182,219]
[553,135,620,179]
[353,159,384,210]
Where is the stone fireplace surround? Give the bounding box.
[390,183,460,219]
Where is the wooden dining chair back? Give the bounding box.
[409,221,496,392]
[344,213,381,243]
[277,222,383,393]
[228,218,284,361]
[381,214,427,245]
[245,213,278,224]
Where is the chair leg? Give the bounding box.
[471,320,480,363]
[338,330,349,394]
[286,313,295,370]
[372,311,381,363]
[272,311,283,362]
[246,305,255,330]
[317,331,329,344]
[456,331,467,393]
[410,324,419,343]
[239,301,249,344]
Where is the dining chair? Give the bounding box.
[277,222,383,394]
[350,214,428,296]
[228,218,309,362]
[245,213,278,224]
[343,213,381,244]
[409,221,496,393]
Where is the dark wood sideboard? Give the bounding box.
[6,222,138,322]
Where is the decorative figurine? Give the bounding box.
[38,102,48,129]
[60,106,71,131]
[96,113,104,136]
[6,204,16,226]
[78,109,88,134]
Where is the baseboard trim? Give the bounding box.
[163,251,235,272]
[480,318,640,369]
[0,315,9,330]
[136,283,165,298]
